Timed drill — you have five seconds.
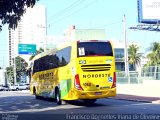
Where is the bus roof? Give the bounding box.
[31,40,112,61]
[31,48,57,62]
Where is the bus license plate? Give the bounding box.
[95,92,102,95]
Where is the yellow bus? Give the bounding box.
[29,40,116,105]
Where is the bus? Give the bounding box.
[29,40,116,105]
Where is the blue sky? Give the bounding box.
[37,0,160,52]
[0,25,8,68]
[0,0,160,67]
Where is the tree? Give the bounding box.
[147,42,160,65]
[146,42,160,79]
[6,56,28,84]
[0,0,39,31]
[15,56,28,82]
[6,66,14,84]
[128,44,143,71]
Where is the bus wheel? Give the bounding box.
[83,99,97,105]
[55,88,62,105]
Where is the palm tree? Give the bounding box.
[147,42,160,65]
[128,44,143,71]
[146,42,160,79]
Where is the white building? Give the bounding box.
[65,26,106,41]
[0,69,6,85]
[46,36,66,50]
[141,56,149,67]
[8,5,46,66]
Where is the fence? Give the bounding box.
[116,72,142,84]
[116,66,160,84]
[141,66,160,80]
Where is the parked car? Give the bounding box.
[24,83,30,90]
[9,84,28,91]
[0,85,9,91]
[0,85,3,91]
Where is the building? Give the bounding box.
[0,69,6,85]
[113,40,141,72]
[8,5,46,66]
[65,26,106,41]
[140,56,148,67]
[112,40,125,71]
[46,36,66,50]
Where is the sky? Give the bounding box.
[0,0,160,67]
[37,0,160,51]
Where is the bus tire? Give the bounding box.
[55,88,62,105]
[83,99,97,105]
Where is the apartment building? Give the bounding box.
[8,5,46,66]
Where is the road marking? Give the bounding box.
[0,105,82,113]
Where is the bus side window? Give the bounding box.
[48,54,59,69]
[56,46,71,67]
[33,60,39,74]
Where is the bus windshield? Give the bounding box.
[77,42,113,57]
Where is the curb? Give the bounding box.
[110,97,152,103]
[109,94,160,104]
[109,96,160,104]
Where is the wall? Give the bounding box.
[117,80,160,97]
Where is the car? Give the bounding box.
[0,85,5,91]
[24,83,30,90]
[9,84,18,91]
[9,84,28,91]
[0,85,9,91]
[0,85,3,91]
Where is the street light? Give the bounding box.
[37,25,49,51]
[123,15,129,78]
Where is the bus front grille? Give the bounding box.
[81,64,111,72]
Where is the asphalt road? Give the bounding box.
[0,91,160,120]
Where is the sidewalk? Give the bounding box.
[113,82,160,104]
[113,94,160,104]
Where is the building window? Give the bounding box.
[114,48,124,60]
[116,62,125,71]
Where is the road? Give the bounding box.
[0,91,160,120]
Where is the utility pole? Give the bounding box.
[13,56,16,84]
[123,15,129,78]
[37,25,48,51]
